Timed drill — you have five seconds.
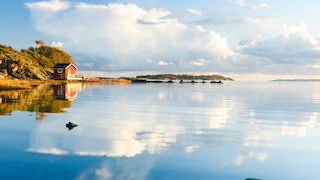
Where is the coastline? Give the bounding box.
[0,78,131,90]
[0,73,232,90]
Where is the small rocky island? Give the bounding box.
[0,40,74,80]
[137,74,233,81]
[125,74,233,83]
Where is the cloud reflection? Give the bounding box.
[233,150,268,166]
[27,147,68,155]
[26,82,320,170]
[281,113,319,137]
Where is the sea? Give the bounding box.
[1,80,320,180]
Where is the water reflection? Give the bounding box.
[54,84,78,101]
[3,82,320,179]
[0,83,84,120]
[26,83,275,159]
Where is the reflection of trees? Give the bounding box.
[0,84,72,118]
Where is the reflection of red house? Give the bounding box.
[54,84,77,101]
[53,63,78,80]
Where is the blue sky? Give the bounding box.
[2,0,320,76]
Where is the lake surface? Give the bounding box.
[1,81,320,179]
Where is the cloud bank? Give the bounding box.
[25,0,320,74]
[26,0,233,72]
[237,23,320,73]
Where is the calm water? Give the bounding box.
[1,81,320,179]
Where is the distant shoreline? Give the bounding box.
[272,79,320,82]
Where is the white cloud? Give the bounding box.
[235,0,271,10]
[282,23,319,47]
[237,23,320,65]
[27,1,320,75]
[50,41,63,47]
[25,0,70,12]
[186,8,203,16]
[190,58,209,66]
[25,1,233,71]
[158,60,173,66]
[310,64,320,69]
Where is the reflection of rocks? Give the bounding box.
[0,83,83,118]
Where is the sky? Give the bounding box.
[2,0,320,77]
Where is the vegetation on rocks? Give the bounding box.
[0,40,74,80]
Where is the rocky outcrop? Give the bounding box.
[0,59,49,80]
[0,42,75,80]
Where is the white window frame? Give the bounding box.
[58,69,63,73]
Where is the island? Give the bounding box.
[0,40,233,89]
[124,74,233,83]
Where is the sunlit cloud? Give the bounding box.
[238,23,320,66]
[158,60,173,66]
[190,58,210,66]
[235,0,271,10]
[50,41,63,47]
[186,8,203,16]
[25,1,233,71]
[23,0,320,75]
[25,0,70,12]
[310,64,320,69]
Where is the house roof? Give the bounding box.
[53,63,78,70]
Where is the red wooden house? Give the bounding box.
[53,63,79,80]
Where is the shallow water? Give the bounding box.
[1,81,320,179]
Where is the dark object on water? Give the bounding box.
[245,178,261,180]
[211,80,223,84]
[146,80,163,83]
[131,79,147,83]
[66,122,78,130]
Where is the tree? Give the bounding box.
[35,39,46,47]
